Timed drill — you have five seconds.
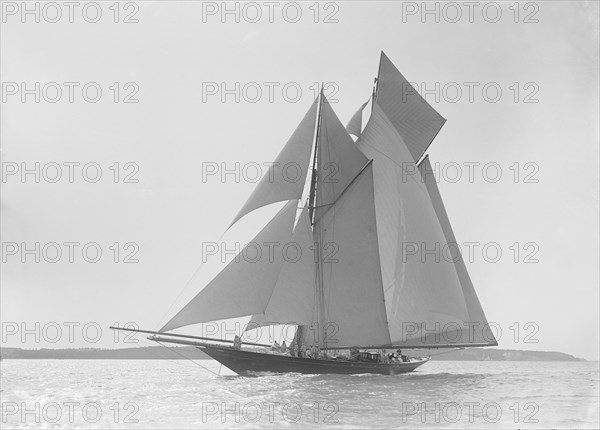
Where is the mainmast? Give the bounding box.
[371,51,383,108]
[309,86,327,350]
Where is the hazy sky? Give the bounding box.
[1,1,599,360]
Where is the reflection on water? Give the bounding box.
[1,360,598,429]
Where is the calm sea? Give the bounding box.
[1,359,598,429]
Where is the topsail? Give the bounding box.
[374,52,446,162]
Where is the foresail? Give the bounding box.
[312,163,391,348]
[357,103,484,348]
[229,99,318,228]
[418,156,497,346]
[376,51,446,162]
[161,200,299,332]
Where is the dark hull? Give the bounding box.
[197,344,429,376]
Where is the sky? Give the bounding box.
[1,1,599,360]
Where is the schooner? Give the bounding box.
[112,52,497,375]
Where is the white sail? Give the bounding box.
[314,99,371,222]
[161,199,299,332]
[357,103,476,347]
[419,156,497,346]
[258,207,317,326]
[245,313,270,331]
[345,99,369,138]
[376,51,446,162]
[313,162,391,347]
[229,99,318,228]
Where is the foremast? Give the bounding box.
[308,86,327,351]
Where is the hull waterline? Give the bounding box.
[197,344,429,376]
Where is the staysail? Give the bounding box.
[375,51,446,162]
[161,199,299,332]
[251,207,316,327]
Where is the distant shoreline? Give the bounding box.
[0,346,585,361]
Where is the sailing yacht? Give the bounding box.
[112,52,497,375]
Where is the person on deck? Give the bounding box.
[233,335,242,350]
[272,340,280,352]
[311,344,319,359]
[300,344,307,358]
[280,340,287,353]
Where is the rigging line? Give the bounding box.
[155,340,221,376]
[153,340,246,399]
[135,337,205,370]
[427,347,464,357]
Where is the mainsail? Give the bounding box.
[356,102,495,347]
[162,54,496,350]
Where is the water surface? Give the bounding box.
[1,360,598,428]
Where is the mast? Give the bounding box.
[371,50,383,110]
[309,86,327,350]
